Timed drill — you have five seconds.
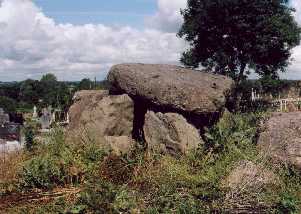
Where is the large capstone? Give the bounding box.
[108,63,234,115]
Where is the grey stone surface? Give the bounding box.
[143,111,203,155]
[258,112,301,171]
[108,63,234,114]
[67,90,135,154]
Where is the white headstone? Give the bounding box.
[251,88,255,101]
[33,106,38,118]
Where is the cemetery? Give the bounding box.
[0,104,71,156]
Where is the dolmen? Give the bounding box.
[68,64,234,156]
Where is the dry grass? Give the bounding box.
[0,149,27,187]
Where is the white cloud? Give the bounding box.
[1,0,301,80]
[0,0,186,81]
[146,0,186,33]
[292,0,301,24]
[285,0,301,79]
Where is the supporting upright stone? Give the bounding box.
[143,111,204,155]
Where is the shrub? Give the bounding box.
[270,166,301,213]
[276,193,300,214]
[20,155,65,189]
[78,142,107,174]
[19,128,108,190]
[24,126,36,152]
[203,111,261,155]
[20,128,80,189]
[78,178,138,214]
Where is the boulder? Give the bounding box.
[67,90,135,153]
[108,64,234,115]
[258,112,301,171]
[143,111,203,155]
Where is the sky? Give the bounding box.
[0,0,300,81]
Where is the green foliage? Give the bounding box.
[204,111,260,154]
[0,74,74,115]
[269,166,301,213]
[78,179,138,214]
[10,198,78,214]
[179,0,301,82]
[20,130,70,189]
[259,75,284,96]
[0,96,17,113]
[21,155,65,189]
[145,190,200,213]
[24,126,36,152]
[19,128,107,189]
[41,73,58,82]
[19,79,41,105]
[276,193,300,214]
[39,74,72,108]
[0,82,20,100]
[78,78,93,90]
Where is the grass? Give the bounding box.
[1,111,301,213]
[0,150,28,195]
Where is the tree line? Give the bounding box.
[0,74,109,113]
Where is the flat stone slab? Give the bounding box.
[108,64,234,114]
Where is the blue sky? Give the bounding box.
[34,0,157,28]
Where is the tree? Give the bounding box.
[0,82,20,101]
[0,96,17,113]
[40,73,59,107]
[20,79,41,105]
[57,82,73,111]
[178,0,301,83]
[24,126,35,152]
[78,78,92,90]
[41,73,57,82]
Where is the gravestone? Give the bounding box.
[33,106,38,118]
[40,107,51,129]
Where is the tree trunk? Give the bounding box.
[237,63,246,83]
[234,62,247,111]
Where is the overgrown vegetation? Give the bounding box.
[1,112,300,213]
